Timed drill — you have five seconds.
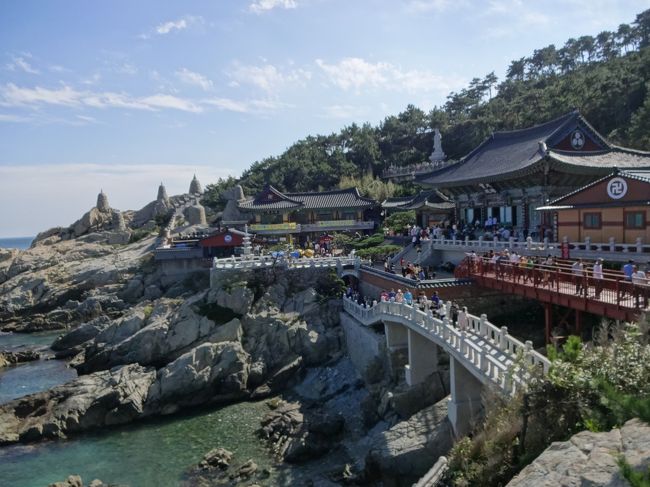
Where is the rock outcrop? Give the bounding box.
[0,349,40,367]
[506,418,650,487]
[48,475,109,487]
[364,397,454,484]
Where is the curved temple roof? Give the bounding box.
[238,185,376,211]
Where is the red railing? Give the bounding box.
[461,256,649,311]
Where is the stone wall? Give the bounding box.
[340,312,387,383]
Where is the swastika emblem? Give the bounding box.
[606,177,628,199]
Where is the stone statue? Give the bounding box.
[157,182,169,204]
[96,190,110,212]
[189,174,203,195]
[429,128,446,163]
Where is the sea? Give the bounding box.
[0,237,34,250]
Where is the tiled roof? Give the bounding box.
[418,112,576,187]
[287,187,376,209]
[238,185,377,211]
[382,190,453,211]
[548,149,650,169]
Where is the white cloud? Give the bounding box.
[6,54,40,74]
[0,83,203,113]
[249,0,298,14]
[139,15,203,39]
[203,97,287,114]
[316,58,389,91]
[0,113,31,123]
[315,57,464,95]
[176,68,213,91]
[81,73,102,85]
[228,62,311,94]
[0,164,232,238]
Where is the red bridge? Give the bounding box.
[455,256,649,343]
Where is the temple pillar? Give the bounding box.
[447,356,484,437]
[405,329,439,386]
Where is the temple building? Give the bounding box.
[537,169,650,245]
[382,189,455,228]
[234,185,377,242]
[417,110,650,239]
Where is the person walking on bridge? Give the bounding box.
[632,265,648,308]
[592,258,604,300]
[572,259,586,297]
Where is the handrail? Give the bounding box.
[212,255,365,270]
[464,257,649,312]
[342,296,550,396]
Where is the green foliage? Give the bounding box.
[129,229,151,244]
[350,233,385,250]
[142,305,154,320]
[355,244,402,260]
[618,456,650,487]
[154,212,172,229]
[314,270,346,301]
[383,211,416,234]
[338,173,398,201]
[201,176,239,212]
[197,302,242,325]
[562,335,583,362]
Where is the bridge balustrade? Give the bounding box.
[342,296,550,396]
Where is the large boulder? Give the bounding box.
[145,341,250,414]
[364,397,453,484]
[506,418,650,487]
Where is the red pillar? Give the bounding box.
[575,310,582,337]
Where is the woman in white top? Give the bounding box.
[457,306,469,332]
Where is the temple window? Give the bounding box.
[583,212,602,229]
[624,211,646,229]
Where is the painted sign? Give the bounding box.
[606,177,628,199]
[249,222,297,231]
[224,234,232,243]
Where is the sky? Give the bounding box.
[0,0,647,238]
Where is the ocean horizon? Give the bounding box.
[0,237,34,250]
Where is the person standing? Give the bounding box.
[572,259,585,296]
[632,265,648,308]
[592,258,604,299]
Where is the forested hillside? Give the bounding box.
[203,9,650,210]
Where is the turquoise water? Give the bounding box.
[0,400,277,487]
[0,331,77,404]
[0,331,284,486]
[0,236,33,250]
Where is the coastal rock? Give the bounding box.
[506,418,650,487]
[51,316,112,356]
[146,341,250,413]
[48,475,109,487]
[364,397,453,484]
[207,285,254,316]
[260,400,344,463]
[0,363,157,445]
[198,448,233,470]
[0,349,40,367]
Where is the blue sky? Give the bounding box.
[0,0,646,237]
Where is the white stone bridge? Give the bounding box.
[342,297,550,436]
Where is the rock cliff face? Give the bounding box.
[506,419,650,487]
[0,265,346,445]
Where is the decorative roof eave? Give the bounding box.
[419,155,546,189]
[537,200,650,211]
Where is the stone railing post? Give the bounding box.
[478,236,483,247]
[442,317,450,341]
[543,237,548,249]
[465,235,470,247]
[499,326,508,351]
[493,236,498,247]
[525,340,533,365]
[585,236,591,250]
[480,313,487,337]
[508,237,514,249]
[636,237,643,253]
[526,236,532,250]
[609,237,615,252]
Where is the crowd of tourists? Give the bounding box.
[469,250,649,308]
[344,286,471,329]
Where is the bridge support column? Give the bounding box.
[544,303,552,344]
[447,356,483,437]
[384,321,408,351]
[405,329,439,386]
